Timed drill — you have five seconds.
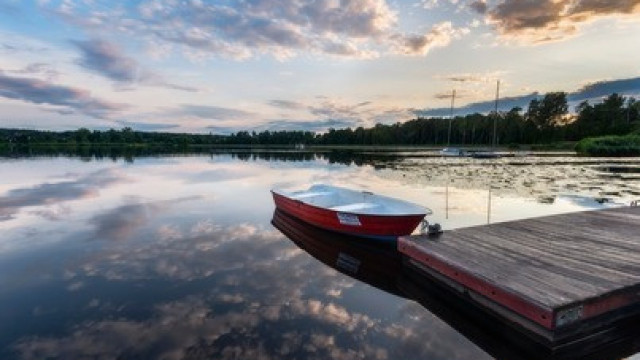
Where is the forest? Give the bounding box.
[1,92,638,148]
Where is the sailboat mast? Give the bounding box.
[447,89,455,146]
[492,80,499,149]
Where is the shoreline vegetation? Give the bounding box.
[1,92,639,156]
[575,134,640,157]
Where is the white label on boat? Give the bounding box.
[337,212,361,226]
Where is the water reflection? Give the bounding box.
[1,219,484,359]
[272,209,403,297]
[0,168,127,222]
[1,145,402,167]
[273,209,640,360]
[1,152,639,359]
[1,155,487,359]
[0,145,216,162]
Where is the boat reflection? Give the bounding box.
[271,208,404,297]
[271,209,640,360]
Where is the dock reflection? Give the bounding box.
[271,209,640,360]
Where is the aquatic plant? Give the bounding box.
[575,135,640,156]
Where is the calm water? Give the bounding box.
[1,151,639,359]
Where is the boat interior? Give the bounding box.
[275,184,430,216]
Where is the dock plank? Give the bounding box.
[399,206,640,334]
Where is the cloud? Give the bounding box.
[177,105,255,120]
[569,76,640,102]
[182,168,257,184]
[0,169,126,221]
[437,71,504,83]
[370,107,414,125]
[90,197,199,241]
[205,118,359,134]
[173,97,411,133]
[8,218,364,358]
[321,40,377,58]
[72,38,198,92]
[419,0,441,10]
[469,0,487,14]
[390,22,469,55]
[257,119,360,132]
[432,89,476,101]
[207,97,414,133]
[567,0,640,18]
[267,100,306,110]
[13,295,387,360]
[0,71,126,118]
[434,91,457,100]
[490,0,566,34]
[308,98,376,118]
[0,43,17,51]
[90,202,159,241]
[304,98,412,127]
[29,205,72,221]
[46,0,467,60]
[484,0,640,43]
[73,39,142,83]
[114,120,180,131]
[204,125,237,135]
[7,62,60,81]
[414,92,539,117]
[0,39,49,54]
[8,215,487,360]
[415,76,640,117]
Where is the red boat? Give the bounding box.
[271,184,431,241]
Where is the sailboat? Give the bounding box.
[440,147,466,157]
[470,80,501,159]
[439,89,467,157]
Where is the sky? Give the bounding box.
[0,0,639,134]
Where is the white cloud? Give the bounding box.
[390,22,470,55]
[43,0,467,60]
[483,0,640,44]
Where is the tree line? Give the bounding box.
[1,92,639,147]
[314,92,639,146]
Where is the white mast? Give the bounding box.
[492,80,500,149]
[447,89,455,146]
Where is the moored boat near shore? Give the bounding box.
[439,147,467,157]
[271,184,431,241]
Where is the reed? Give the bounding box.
[575,135,640,156]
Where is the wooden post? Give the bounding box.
[487,186,492,224]
[445,165,450,219]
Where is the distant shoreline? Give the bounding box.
[0,142,578,152]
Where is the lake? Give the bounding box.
[1,150,639,359]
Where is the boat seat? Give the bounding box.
[330,202,381,212]
[290,191,332,199]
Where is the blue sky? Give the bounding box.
[0,0,639,133]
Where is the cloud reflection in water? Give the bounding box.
[8,209,486,360]
[7,153,627,359]
[0,169,126,221]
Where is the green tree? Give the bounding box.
[526,92,568,130]
[121,127,135,143]
[75,128,91,143]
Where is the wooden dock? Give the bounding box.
[398,206,640,346]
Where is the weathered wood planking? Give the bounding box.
[398,270,640,358]
[398,206,640,337]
